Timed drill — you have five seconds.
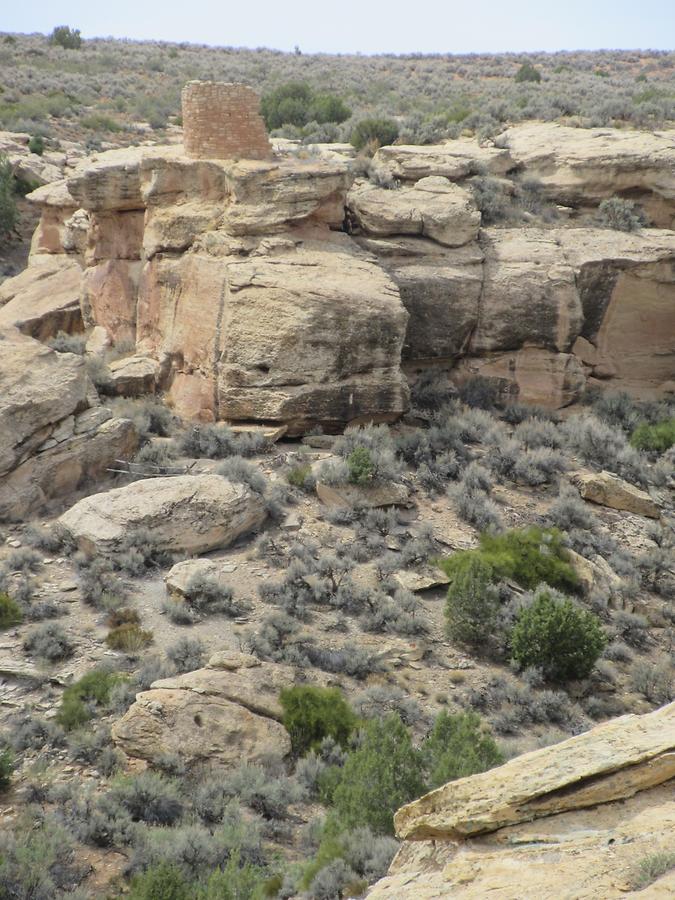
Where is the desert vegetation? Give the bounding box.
[0,32,672,147]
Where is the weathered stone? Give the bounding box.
[497,123,675,226]
[0,258,83,340]
[470,229,583,353]
[0,329,90,478]
[455,348,586,408]
[66,146,147,211]
[370,141,513,183]
[347,177,480,247]
[111,655,297,769]
[316,480,410,509]
[165,558,238,598]
[0,416,138,521]
[571,470,661,519]
[394,702,675,841]
[392,567,450,592]
[59,474,266,555]
[81,259,141,344]
[107,355,159,396]
[139,238,409,432]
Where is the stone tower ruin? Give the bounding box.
[181,81,272,161]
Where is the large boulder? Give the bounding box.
[369,702,675,899]
[369,141,513,183]
[0,257,83,340]
[111,653,294,769]
[58,474,266,555]
[0,329,90,478]
[571,470,661,519]
[496,123,675,227]
[138,237,409,431]
[0,329,138,519]
[347,177,481,247]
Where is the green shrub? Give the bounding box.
[629,851,675,890]
[514,62,541,83]
[280,685,358,756]
[599,196,645,232]
[0,592,22,630]
[351,117,399,150]
[510,588,607,682]
[106,622,154,653]
[0,153,18,237]
[0,747,13,791]
[331,714,425,835]
[261,81,351,130]
[440,527,579,593]
[444,556,500,647]
[56,669,124,730]
[347,446,375,485]
[127,862,192,900]
[48,25,82,49]
[286,463,314,491]
[630,419,675,452]
[421,711,503,789]
[28,134,45,156]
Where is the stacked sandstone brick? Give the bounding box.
[181,81,272,161]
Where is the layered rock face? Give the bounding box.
[368,702,675,899]
[6,117,673,436]
[0,328,137,520]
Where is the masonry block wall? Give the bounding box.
[181,81,272,160]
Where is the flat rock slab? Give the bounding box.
[316,480,410,509]
[572,470,661,519]
[394,701,675,841]
[165,557,238,598]
[59,474,266,555]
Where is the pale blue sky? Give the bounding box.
[4,0,675,54]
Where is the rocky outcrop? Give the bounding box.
[0,257,83,340]
[58,474,266,555]
[368,702,675,899]
[0,328,137,519]
[112,652,295,769]
[571,470,661,519]
[18,125,675,423]
[347,177,480,247]
[496,123,675,227]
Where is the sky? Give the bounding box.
[4,0,675,55]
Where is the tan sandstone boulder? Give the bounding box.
[571,470,661,519]
[58,474,266,555]
[111,652,294,769]
[369,141,513,183]
[0,257,83,340]
[0,329,138,519]
[368,702,675,899]
[165,558,238,598]
[347,177,480,247]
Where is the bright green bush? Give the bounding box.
[421,711,503,789]
[128,863,192,900]
[444,556,500,647]
[440,527,579,594]
[350,117,399,150]
[630,419,675,453]
[280,685,358,755]
[56,669,125,730]
[0,592,22,630]
[347,446,375,485]
[331,714,425,835]
[510,588,607,682]
[261,81,351,130]
[48,25,82,49]
[28,134,44,155]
